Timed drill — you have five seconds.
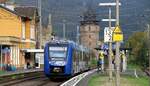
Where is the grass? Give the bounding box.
[88,74,106,86]
[88,74,149,86]
[127,64,142,70]
[123,75,149,86]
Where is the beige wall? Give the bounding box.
[0,8,22,38]
[80,24,100,49]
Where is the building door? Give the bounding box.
[0,45,10,70]
[25,52,31,69]
[35,53,44,68]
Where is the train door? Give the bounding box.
[77,51,80,73]
[72,49,76,73]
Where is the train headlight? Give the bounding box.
[53,67,61,72]
[56,61,66,66]
[61,61,66,66]
[49,61,55,65]
[49,61,66,66]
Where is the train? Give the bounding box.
[44,40,92,78]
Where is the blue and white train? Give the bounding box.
[44,40,91,78]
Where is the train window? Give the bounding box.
[49,46,67,60]
[77,52,79,60]
[50,51,66,58]
[83,53,86,61]
[76,51,78,61]
[73,49,76,62]
[80,52,82,61]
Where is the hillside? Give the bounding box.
[13,0,150,41]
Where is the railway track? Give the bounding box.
[0,71,63,86]
[0,71,43,84]
[0,69,94,86]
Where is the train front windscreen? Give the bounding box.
[49,46,67,61]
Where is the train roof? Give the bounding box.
[46,39,90,53]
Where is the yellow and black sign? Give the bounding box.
[112,25,123,42]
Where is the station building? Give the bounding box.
[0,4,39,70]
[15,6,39,69]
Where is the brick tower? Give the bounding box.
[80,9,100,50]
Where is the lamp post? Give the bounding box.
[76,25,80,44]
[38,0,42,49]
[108,7,113,80]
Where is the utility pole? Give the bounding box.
[76,25,80,44]
[108,7,113,80]
[115,0,120,86]
[38,0,42,49]
[63,20,66,39]
[147,24,150,72]
[48,14,52,40]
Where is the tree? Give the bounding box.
[125,32,149,68]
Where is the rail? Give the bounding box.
[60,69,97,86]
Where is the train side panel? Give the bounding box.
[44,44,50,76]
[64,44,73,75]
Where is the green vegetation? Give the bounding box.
[10,74,25,79]
[20,74,24,77]
[125,32,149,68]
[0,71,5,75]
[90,58,97,68]
[88,74,149,86]
[127,64,142,70]
[11,75,17,79]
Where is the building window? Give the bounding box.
[22,22,25,39]
[89,25,91,31]
[89,35,91,38]
[30,25,35,40]
[89,42,91,46]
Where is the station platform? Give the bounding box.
[77,70,149,86]
[0,68,43,77]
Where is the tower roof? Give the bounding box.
[80,7,99,25]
